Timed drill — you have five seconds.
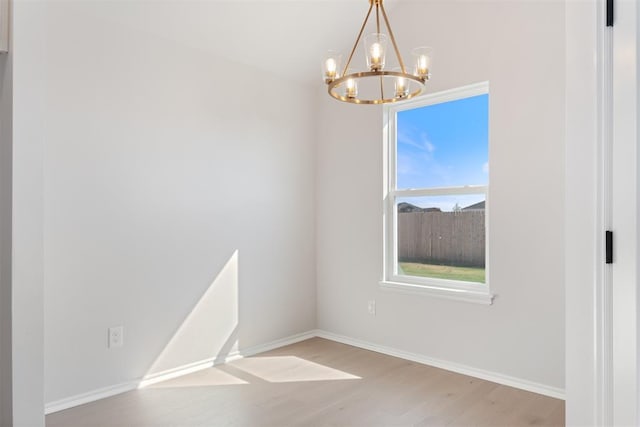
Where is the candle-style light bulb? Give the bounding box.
[412,47,433,80]
[370,43,382,70]
[325,58,337,81]
[322,51,341,83]
[394,67,409,98]
[346,78,357,98]
[371,43,381,60]
[326,58,336,73]
[418,55,429,74]
[365,34,387,71]
[395,75,408,98]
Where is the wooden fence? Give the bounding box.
[397,211,485,267]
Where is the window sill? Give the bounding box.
[379,280,494,305]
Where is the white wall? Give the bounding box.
[0,32,12,427]
[12,0,46,425]
[42,2,317,404]
[317,0,566,391]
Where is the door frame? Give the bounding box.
[566,0,639,425]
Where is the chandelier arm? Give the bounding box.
[380,3,407,74]
[342,2,374,77]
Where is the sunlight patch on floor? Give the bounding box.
[230,356,361,383]
[149,367,248,388]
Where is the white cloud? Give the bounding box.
[398,129,436,155]
[425,140,435,153]
[397,127,452,187]
[482,162,489,173]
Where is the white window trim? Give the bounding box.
[381,81,494,305]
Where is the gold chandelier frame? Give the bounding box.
[328,71,425,105]
[326,0,428,105]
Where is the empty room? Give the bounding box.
[1,0,639,426]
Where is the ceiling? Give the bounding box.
[87,0,401,85]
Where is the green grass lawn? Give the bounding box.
[399,262,485,283]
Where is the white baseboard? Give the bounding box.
[45,328,564,414]
[236,330,317,359]
[45,330,317,414]
[45,381,139,415]
[314,330,565,400]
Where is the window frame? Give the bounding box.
[381,82,494,305]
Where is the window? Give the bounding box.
[382,82,493,304]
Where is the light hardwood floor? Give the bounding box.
[46,338,564,426]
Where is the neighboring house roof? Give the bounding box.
[462,201,486,211]
[397,202,422,213]
[398,202,442,213]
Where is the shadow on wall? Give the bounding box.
[141,250,240,384]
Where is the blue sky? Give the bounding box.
[396,94,489,190]
[396,94,488,211]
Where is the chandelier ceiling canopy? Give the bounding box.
[322,0,432,105]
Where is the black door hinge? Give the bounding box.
[606,230,613,264]
[607,0,614,27]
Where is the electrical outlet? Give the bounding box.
[108,326,124,348]
[368,300,376,315]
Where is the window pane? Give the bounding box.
[396,94,489,190]
[396,195,485,283]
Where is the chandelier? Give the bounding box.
[322,0,432,105]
